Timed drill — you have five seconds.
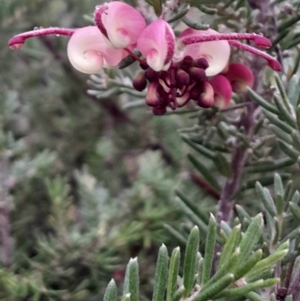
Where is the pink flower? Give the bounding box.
[67,26,128,74]
[178,28,231,76]
[94,2,146,49]
[8,1,282,115]
[137,19,175,72]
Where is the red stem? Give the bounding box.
[124,48,146,65]
[8,27,76,49]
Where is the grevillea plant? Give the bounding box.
[8,1,281,115]
[6,0,300,300]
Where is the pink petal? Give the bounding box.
[67,26,126,74]
[223,63,254,93]
[209,75,232,109]
[146,82,160,106]
[198,82,215,108]
[99,2,146,48]
[137,19,175,71]
[179,29,230,76]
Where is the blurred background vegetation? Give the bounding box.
[0,1,210,300]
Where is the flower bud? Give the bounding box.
[178,56,194,71]
[223,63,254,93]
[146,68,161,81]
[146,82,160,106]
[198,81,215,108]
[176,69,190,88]
[190,84,203,100]
[152,105,167,115]
[193,58,209,69]
[209,75,232,109]
[133,72,147,91]
[177,90,191,107]
[189,67,206,83]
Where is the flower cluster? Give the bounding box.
[8,1,281,115]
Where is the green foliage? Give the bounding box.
[104,220,286,301]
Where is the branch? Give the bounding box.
[217,0,277,223]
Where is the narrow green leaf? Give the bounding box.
[282,228,300,242]
[175,198,208,236]
[194,274,234,301]
[104,280,117,301]
[175,190,209,224]
[291,130,300,151]
[204,248,240,290]
[246,268,274,283]
[278,14,300,32]
[289,202,300,222]
[263,109,293,134]
[235,205,251,222]
[276,240,289,252]
[238,214,263,264]
[164,224,187,245]
[202,214,217,285]
[247,88,278,114]
[167,247,181,301]
[255,182,277,216]
[167,5,189,23]
[290,191,300,204]
[270,125,293,144]
[199,4,217,14]
[242,174,290,191]
[214,152,232,177]
[296,106,300,130]
[152,245,169,301]
[183,227,199,297]
[246,250,288,278]
[181,16,210,30]
[197,257,204,284]
[217,278,279,297]
[152,0,162,17]
[274,173,284,215]
[272,29,289,46]
[235,249,263,280]
[277,140,300,160]
[246,158,294,173]
[288,74,300,107]
[274,74,292,112]
[187,154,220,191]
[182,136,215,160]
[284,180,294,203]
[190,137,228,152]
[273,94,296,127]
[123,258,139,301]
[220,221,232,237]
[172,287,184,301]
[246,291,267,301]
[218,224,241,269]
